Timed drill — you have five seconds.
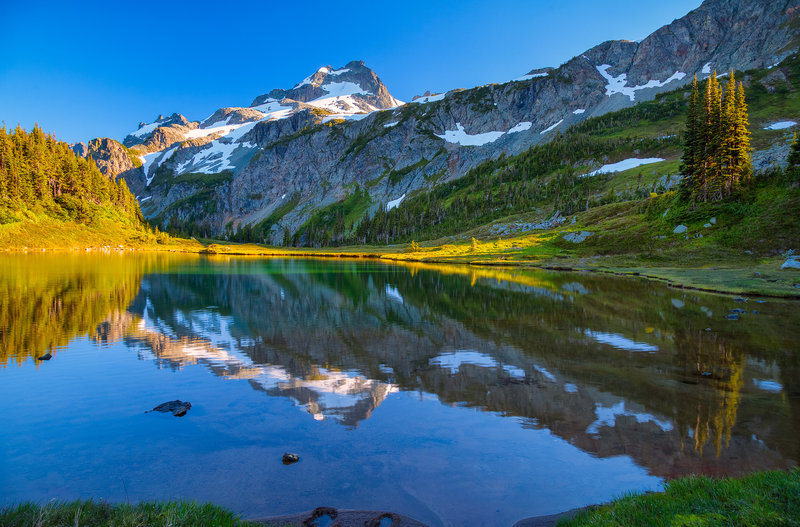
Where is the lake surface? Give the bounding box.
[1,254,798,526]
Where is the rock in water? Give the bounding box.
[725,313,740,320]
[781,258,800,270]
[37,352,52,361]
[282,453,300,465]
[148,400,192,417]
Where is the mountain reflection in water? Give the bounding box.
[2,253,799,521]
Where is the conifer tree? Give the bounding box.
[733,82,751,184]
[788,133,800,167]
[680,75,701,197]
[681,71,752,202]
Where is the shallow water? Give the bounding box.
[1,254,798,526]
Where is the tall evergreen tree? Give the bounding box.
[681,71,752,203]
[788,133,800,167]
[680,75,701,197]
[733,82,752,185]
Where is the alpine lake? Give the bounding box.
[1,253,798,526]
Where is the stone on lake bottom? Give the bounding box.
[282,452,300,465]
[148,400,192,417]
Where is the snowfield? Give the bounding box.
[583,157,664,177]
[514,72,548,82]
[596,64,686,101]
[507,122,532,134]
[764,121,797,130]
[411,93,446,104]
[387,193,406,211]
[436,123,505,146]
[540,119,564,134]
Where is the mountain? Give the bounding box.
[80,0,800,243]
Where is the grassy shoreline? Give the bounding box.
[2,470,798,526]
[2,236,798,299]
[2,193,799,299]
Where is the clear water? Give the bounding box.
[1,254,798,526]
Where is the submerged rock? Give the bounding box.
[730,308,747,314]
[781,258,800,270]
[147,400,192,417]
[37,352,52,361]
[563,231,593,243]
[725,313,740,320]
[282,452,300,465]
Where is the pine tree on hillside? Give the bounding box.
[733,82,751,184]
[681,71,752,203]
[0,125,144,226]
[789,133,800,167]
[680,76,701,198]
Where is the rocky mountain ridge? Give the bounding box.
[79,0,800,242]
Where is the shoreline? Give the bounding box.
[3,241,799,299]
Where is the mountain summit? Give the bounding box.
[79,0,800,242]
[251,60,403,112]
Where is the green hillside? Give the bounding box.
[0,126,168,249]
[280,56,800,261]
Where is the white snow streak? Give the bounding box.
[596,64,686,101]
[583,157,664,177]
[540,119,564,134]
[412,93,445,104]
[387,193,406,211]
[436,123,505,146]
[514,72,548,82]
[507,121,532,134]
[764,121,797,130]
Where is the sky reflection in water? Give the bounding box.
[1,254,798,526]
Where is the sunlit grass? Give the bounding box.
[561,469,800,526]
[0,499,261,527]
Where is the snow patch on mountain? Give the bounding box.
[573,108,586,114]
[508,122,532,134]
[540,119,564,134]
[436,123,505,146]
[142,146,178,186]
[387,193,406,211]
[596,65,686,101]
[583,157,664,177]
[178,141,257,174]
[412,93,446,104]
[702,62,713,74]
[764,120,797,130]
[130,120,165,139]
[514,72,548,82]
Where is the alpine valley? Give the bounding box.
[70,0,800,248]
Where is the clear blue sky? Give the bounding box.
[0,0,702,144]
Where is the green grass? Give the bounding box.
[561,469,800,526]
[0,499,258,527]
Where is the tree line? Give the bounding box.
[0,125,142,224]
[680,72,751,202]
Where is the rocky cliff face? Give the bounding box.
[87,0,800,239]
[71,137,148,195]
